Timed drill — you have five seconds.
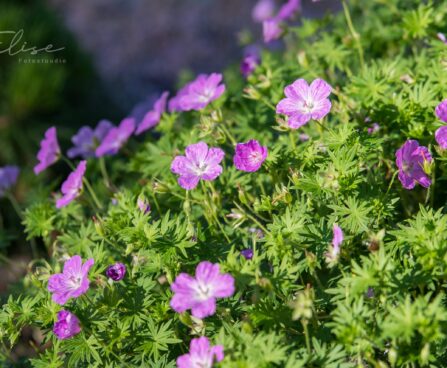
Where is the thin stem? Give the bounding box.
[99,157,111,189]
[341,0,364,69]
[83,178,103,210]
[289,131,296,151]
[385,170,399,198]
[301,320,312,354]
[5,192,23,221]
[219,124,237,146]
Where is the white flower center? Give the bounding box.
[190,356,212,368]
[302,99,315,113]
[67,275,82,290]
[249,151,262,164]
[194,281,213,301]
[193,161,209,176]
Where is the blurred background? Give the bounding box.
[0,0,340,290]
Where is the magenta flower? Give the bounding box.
[252,0,275,22]
[56,160,87,208]
[435,99,447,123]
[170,261,235,319]
[135,91,169,135]
[325,224,343,265]
[169,83,191,112]
[263,19,283,43]
[435,126,447,149]
[96,118,135,157]
[276,78,332,129]
[0,166,19,197]
[106,262,126,281]
[177,336,224,368]
[53,310,81,340]
[233,140,268,172]
[67,120,113,159]
[34,127,60,175]
[171,142,225,190]
[48,255,94,305]
[395,140,432,190]
[176,74,226,111]
[241,53,260,78]
[240,249,254,260]
[276,0,301,21]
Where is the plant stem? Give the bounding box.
[219,124,237,146]
[5,192,23,221]
[99,157,111,189]
[83,178,103,210]
[301,320,312,354]
[341,0,365,69]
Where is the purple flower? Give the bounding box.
[56,160,87,208]
[241,54,260,78]
[96,118,135,157]
[106,262,126,281]
[395,140,432,190]
[435,99,447,123]
[252,0,275,22]
[176,74,226,111]
[0,166,19,196]
[67,120,114,159]
[171,142,225,190]
[240,249,253,260]
[435,126,447,149]
[233,140,268,172]
[367,123,380,135]
[48,255,94,305]
[137,197,151,214]
[135,91,169,135]
[177,336,224,368]
[170,261,235,319]
[34,127,60,175]
[53,310,81,340]
[276,0,301,21]
[263,19,283,43]
[276,78,332,129]
[299,133,310,142]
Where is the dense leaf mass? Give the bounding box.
[3,0,447,366]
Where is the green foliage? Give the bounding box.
[3,0,447,366]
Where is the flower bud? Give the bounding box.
[106,262,126,281]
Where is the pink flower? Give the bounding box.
[176,74,226,111]
[233,140,268,172]
[169,83,192,112]
[96,118,135,157]
[48,255,94,305]
[435,99,447,123]
[435,126,447,149]
[437,33,447,44]
[263,19,283,43]
[276,78,332,129]
[137,196,151,214]
[170,261,235,319]
[56,160,86,208]
[135,91,169,135]
[395,140,432,190]
[106,262,126,281]
[276,0,301,21]
[325,224,343,265]
[252,0,275,23]
[171,142,225,190]
[34,127,60,175]
[367,123,380,135]
[177,336,224,368]
[53,310,81,340]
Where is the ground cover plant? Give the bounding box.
[2,0,447,366]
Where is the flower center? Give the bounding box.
[68,275,82,290]
[249,151,262,163]
[199,89,213,103]
[302,99,315,113]
[193,161,209,176]
[194,281,212,301]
